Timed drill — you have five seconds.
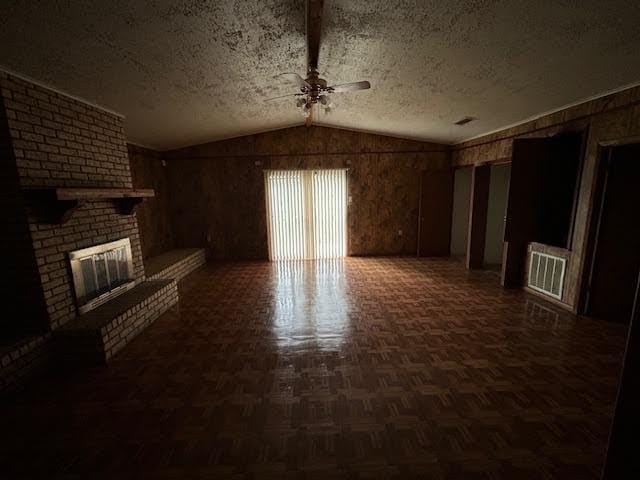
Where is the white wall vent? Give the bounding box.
[528,252,566,300]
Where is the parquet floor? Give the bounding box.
[0,258,628,479]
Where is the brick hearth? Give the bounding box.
[56,280,178,364]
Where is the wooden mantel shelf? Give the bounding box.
[54,187,155,201]
[24,187,155,224]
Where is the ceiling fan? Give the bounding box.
[264,0,371,125]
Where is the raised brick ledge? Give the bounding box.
[1,333,53,395]
[56,279,178,363]
[145,248,206,282]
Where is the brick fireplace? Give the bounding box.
[0,71,178,391]
[1,72,146,330]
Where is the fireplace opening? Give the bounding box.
[69,238,135,314]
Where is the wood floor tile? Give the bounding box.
[0,257,627,479]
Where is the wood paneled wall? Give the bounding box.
[452,85,640,311]
[128,144,175,260]
[129,85,640,311]
[164,126,450,260]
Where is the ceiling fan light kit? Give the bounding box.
[265,0,371,124]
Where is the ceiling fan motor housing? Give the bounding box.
[304,71,328,104]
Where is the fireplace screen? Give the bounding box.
[69,238,135,314]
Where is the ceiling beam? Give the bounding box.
[306,0,324,73]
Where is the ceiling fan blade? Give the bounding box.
[279,72,310,88]
[263,93,303,103]
[306,0,324,72]
[328,81,371,93]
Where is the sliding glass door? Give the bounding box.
[264,169,347,260]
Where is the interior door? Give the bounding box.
[418,169,453,256]
[587,144,640,323]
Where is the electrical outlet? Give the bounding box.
[398,229,403,236]
[255,160,262,166]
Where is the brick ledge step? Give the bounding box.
[145,248,206,281]
[56,280,178,363]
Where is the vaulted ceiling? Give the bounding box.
[1,1,640,150]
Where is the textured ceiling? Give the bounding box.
[1,0,640,150]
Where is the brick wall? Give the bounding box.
[0,71,144,331]
[0,334,53,394]
[0,89,49,339]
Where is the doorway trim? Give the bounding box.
[578,138,640,314]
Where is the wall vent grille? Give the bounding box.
[454,116,475,125]
[528,251,566,300]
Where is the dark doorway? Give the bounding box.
[449,167,472,260]
[418,169,453,256]
[585,143,640,324]
[483,162,511,274]
[502,131,584,287]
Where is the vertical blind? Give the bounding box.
[265,169,347,260]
